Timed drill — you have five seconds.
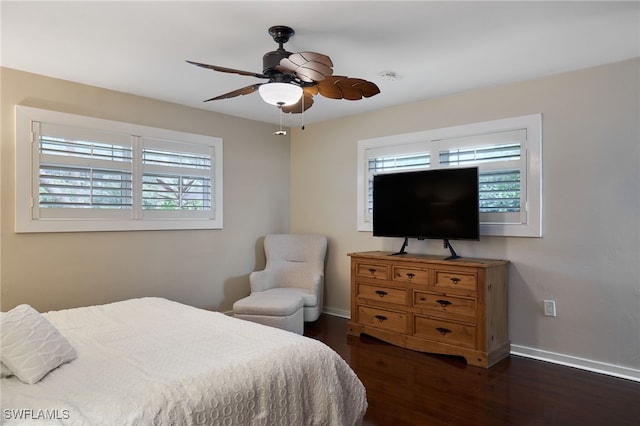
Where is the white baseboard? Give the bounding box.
[322,307,351,319]
[250,306,639,383]
[511,344,640,383]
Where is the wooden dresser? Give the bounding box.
[347,251,509,368]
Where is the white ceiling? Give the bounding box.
[2,1,639,126]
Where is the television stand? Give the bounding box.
[443,239,460,260]
[391,237,409,255]
[391,238,462,259]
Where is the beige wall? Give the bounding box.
[290,59,640,377]
[2,60,639,379]
[1,68,290,313]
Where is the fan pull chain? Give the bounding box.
[274,103,286,136]
[301,93,305,130]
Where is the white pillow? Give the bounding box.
[0,304,77,384]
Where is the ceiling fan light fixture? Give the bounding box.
[259,82,302,106]
[189,25,380,115]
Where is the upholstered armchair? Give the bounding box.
[248,234,327,322]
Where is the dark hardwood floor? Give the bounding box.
[304,314,640,426]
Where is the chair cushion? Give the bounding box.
[267,287,317,307]
[233,290,304,317]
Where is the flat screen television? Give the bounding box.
[372,166,479,258]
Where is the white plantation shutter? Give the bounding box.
[16,106,223,232]
[479,169,521,213]
[140,138,215,219]
[436,130,527,225]
[39,166,133,209]
[35,122,133,219]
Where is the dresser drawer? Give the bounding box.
[433,269,477,291]
[393,266,429,285]
[413,316,476,348]
[358,283,409,305]
[358,306,408,334]
[413,291,476,319]
[355,262,389,280]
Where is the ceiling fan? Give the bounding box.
[186,25,380,114]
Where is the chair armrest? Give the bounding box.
[310,273,324,294]
[249,270,273,293]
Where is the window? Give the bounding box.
[357,114,542,237]
[16,106,223,232]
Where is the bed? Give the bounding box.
[1,297,367,425]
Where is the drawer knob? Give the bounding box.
[436,327,452,335]
[374,315,388,322]
[406,272,415,279]
[436,299,452,307]
[375,290,388,297]
[368,268,377,275]
[450,277,461,284]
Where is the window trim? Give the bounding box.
[357,114,542,237]
[16,105,223,233]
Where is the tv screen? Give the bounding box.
[372,167,480,242]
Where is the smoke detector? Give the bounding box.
[379,71,397,81]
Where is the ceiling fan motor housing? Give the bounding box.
[263,25,295,76]
[263,49,291,75]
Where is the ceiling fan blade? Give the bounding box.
[277,52,333,83]
[186,60,268,79]
[203,83,263,102]
[281,87,317,114]
[316,76,381,100]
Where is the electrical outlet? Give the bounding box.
[543,300,557,317]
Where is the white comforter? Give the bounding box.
[1,298,367,425]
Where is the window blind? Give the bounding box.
[39,166,133,209]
